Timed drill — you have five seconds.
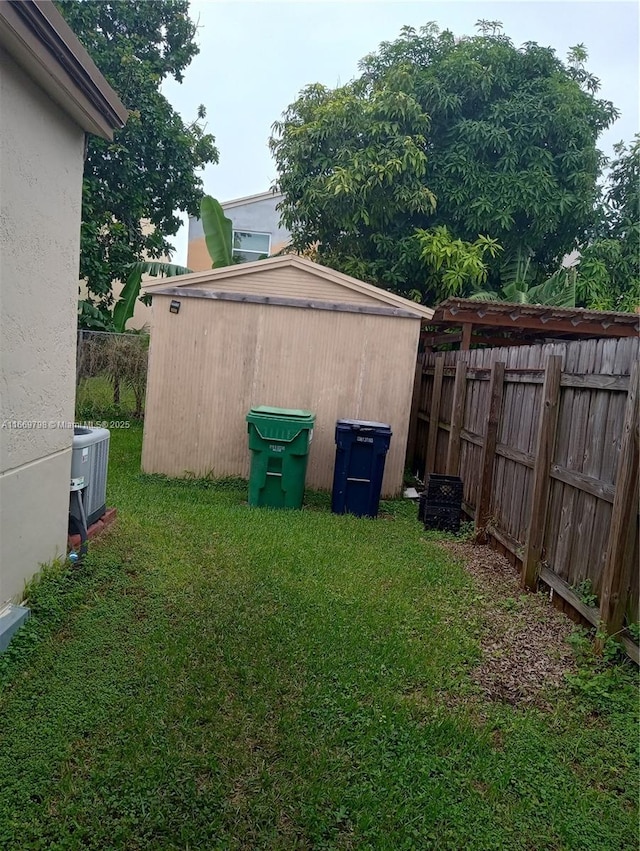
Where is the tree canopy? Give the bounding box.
[56,0,219,328]
[270,22,619,305]
[575,136,639,311]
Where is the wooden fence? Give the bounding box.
[406,337,639,661]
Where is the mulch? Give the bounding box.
[441,539,578,710]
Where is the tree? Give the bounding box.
[575,136,640,311]
[55,0,219,328]
[414,227,502,303]
[269,22,618,305]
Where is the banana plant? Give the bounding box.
[469,246,577,308]
[521,267,576,309]
[200,195,233,267]
[112,261,192,333]
[110,196,234,332]
[471,267,577,308]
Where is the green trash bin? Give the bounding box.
[246,406,315,508]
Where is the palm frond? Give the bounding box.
[528,267,576,308]
[112,261,191,333]
[499,245,533,288]
[468,289,501,301]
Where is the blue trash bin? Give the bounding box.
[331,420,392,518]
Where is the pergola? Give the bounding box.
[423,298,640,351]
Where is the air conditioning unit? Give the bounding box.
[70,426,110,525]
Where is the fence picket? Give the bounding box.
[521,356,562,590]
[425,356,445,475]
[406,362,423,473]
[406,338,639,655]
[598,360,640,643]
[446,361,467,476]
[475,361,505,543]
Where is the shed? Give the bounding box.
[141,255,434,497]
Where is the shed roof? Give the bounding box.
[144,254,435,320]
[425,298,639,349]
[0,0,127,139]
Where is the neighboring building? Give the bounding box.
[187,190,291,272]
[141,255,434,497]
[0,1,126,617]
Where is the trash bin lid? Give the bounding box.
[250,405,314,419]
[336,419,392,433]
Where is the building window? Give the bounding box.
[232,230,271,263]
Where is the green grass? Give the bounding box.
[75,376,139,421]
[0,425,637,850]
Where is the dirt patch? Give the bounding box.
[442,540,578,710]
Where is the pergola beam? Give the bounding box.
[430,301,639,340]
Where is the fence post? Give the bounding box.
[446,360,467,476]
[597,360,639,645]
[405,360,423,473]
[521,355,562,590]
[475,361,505,543]
[425,355,445,476]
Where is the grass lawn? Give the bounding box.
[76,376,140,421]
[0,425,637,850]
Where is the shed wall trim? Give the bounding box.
[152,287,426,319]
[141,254,435,319]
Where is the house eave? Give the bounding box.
[0,0,127,140]
[220,190,284,210]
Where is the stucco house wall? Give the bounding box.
[0,49,85,602]
[0,1,126,607]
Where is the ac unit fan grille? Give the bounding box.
[85,436,109,524]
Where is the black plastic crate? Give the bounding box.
[425,474,463,507]
[423,503,461,534]
[418,491,426,522]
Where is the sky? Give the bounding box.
[162,0,639,264]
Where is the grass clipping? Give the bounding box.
[444,540,577,709]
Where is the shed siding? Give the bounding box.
[142,295,419,496]
[194,265,389,307]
